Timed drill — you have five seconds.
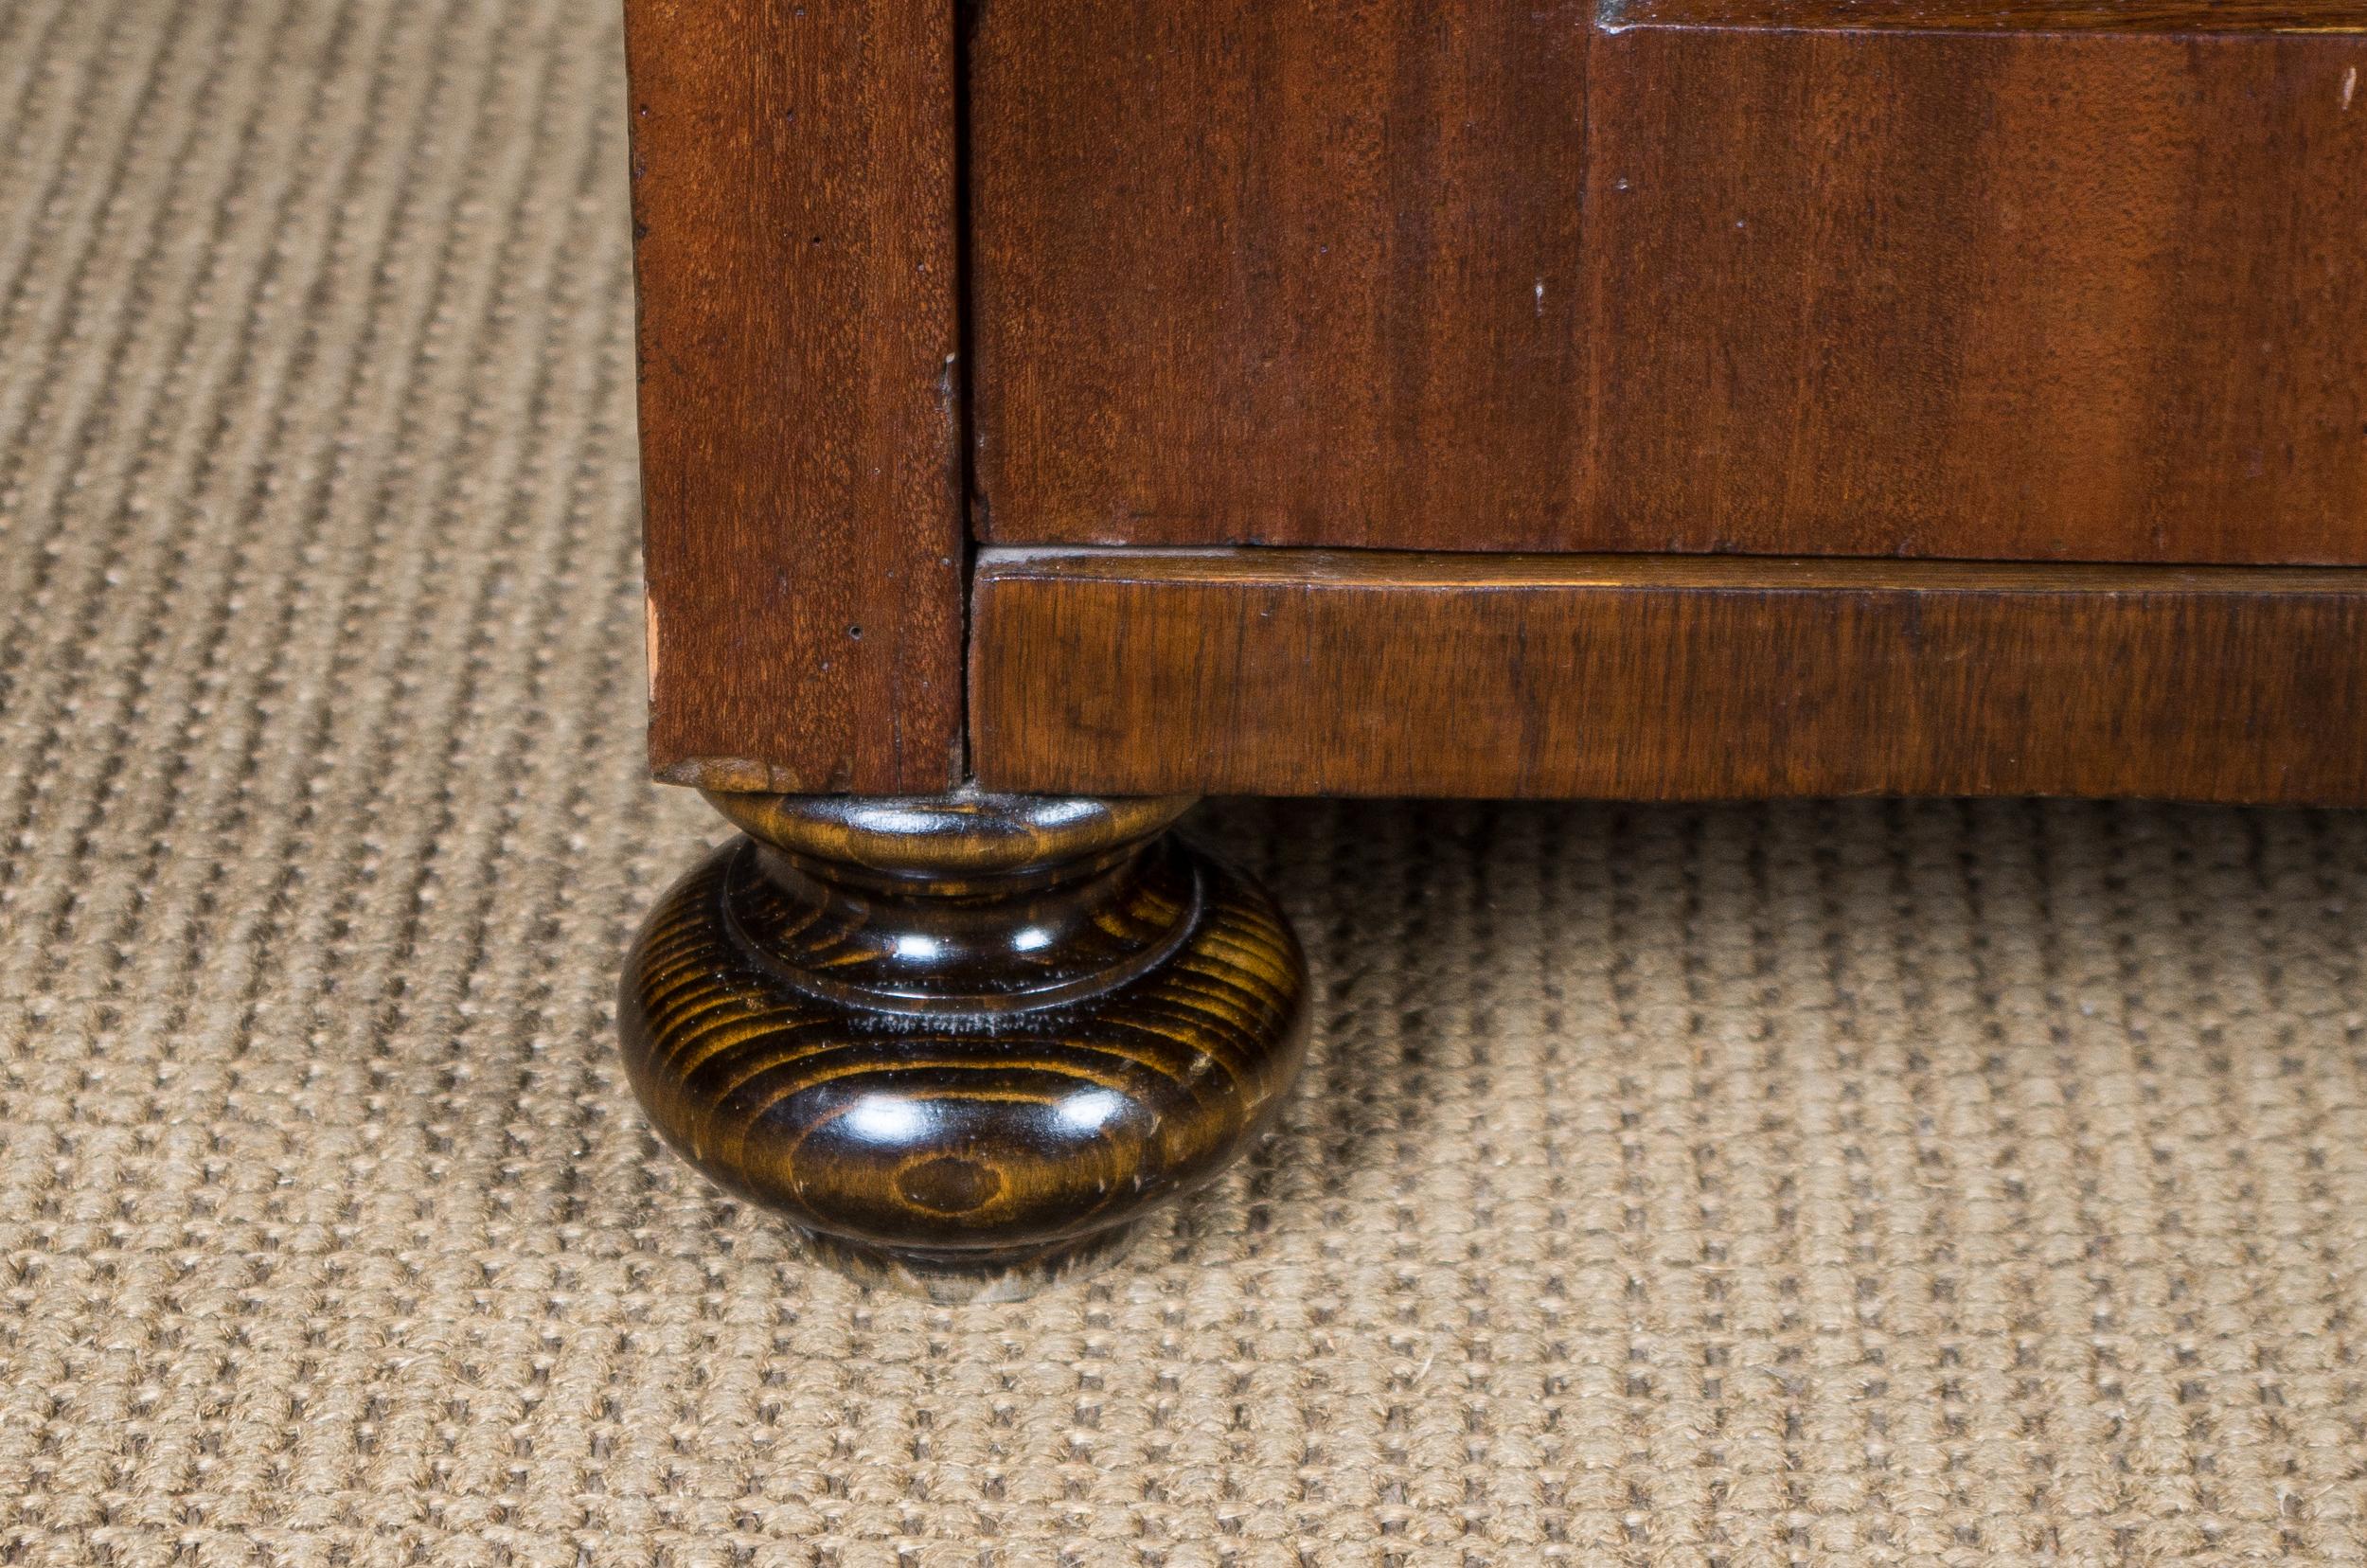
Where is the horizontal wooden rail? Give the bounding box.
[970,549,2367,803]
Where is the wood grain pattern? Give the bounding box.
[967,0,1593,547]
[625,0,964,792]
[1609,0,2367,29]
[619,792,1309,1301]
[1581,19,2367,562]
[970,549,2367,802]
[970,7,2367,560]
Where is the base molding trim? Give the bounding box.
[972,548,2367,803]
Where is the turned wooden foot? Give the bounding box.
[617,792,1309,1302]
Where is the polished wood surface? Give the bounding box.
[970,550,2367,802]
[1610,0,2367,27]
[969,0,1592,547]
[1583,19,2367,563]
[619,793,1309,1301]
[970,6,2367,561]
[625,0,964,793]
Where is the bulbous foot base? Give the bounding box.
[617,792,1309,1301]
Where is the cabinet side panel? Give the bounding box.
[627,0,964,793]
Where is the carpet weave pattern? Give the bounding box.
[4,1,2366,1562]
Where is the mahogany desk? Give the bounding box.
[615,0,2367,1298]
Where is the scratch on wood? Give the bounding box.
[645,595,661,705]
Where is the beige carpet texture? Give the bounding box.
[5,1,2367,1563]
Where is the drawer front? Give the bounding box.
[970,2,2367,562]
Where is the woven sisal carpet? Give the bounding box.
[4,1,2366,1561]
